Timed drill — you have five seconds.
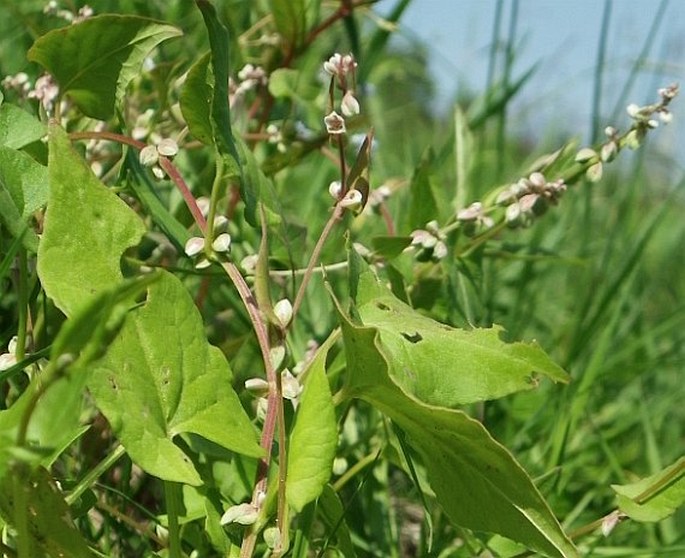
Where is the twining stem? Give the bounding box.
[68,131,207,232]
[69,129,285,557]
[292,203,345,319]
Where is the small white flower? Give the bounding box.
[256,397,268,421]
[151,166,165,179]
[195,258,211,270]
[410,229,437,249]
[626,103,641,118]
[240,254,259,274]
[281,369,303,401]
[273,298,293,329]
[529,172,546,189]
[221,503,259,526]
[270,345,286,370]
[575,147,597,163]
[341,90,360,116]
[328,180,342,200]
[324,111,346,135]
[323,53,343,76]
[213,215,229,233]
[339,189,363,211]
[600,141,618,163]
[245,378,269,394]
[156,138,178,157]
[457,202,483,221]
[139,145,159,167]
[196,197,211,217]
[212,233,232,253]
[184,237,204,257]
[0,353,17,371]
[658,110,673,124]
[601,511,623,537]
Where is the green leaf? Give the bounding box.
[179,51,213,145]
[89,271,263,486]
[407,147,448,230]
[195,0,242,179]
[612,457,685,522]
[0,103,46,149]
[0,467,95,557]
[335,298,578,558]
[37,122,146,316]
[27,15,182,120]
[287,331,338,512]
[269,0,306,48]
[352,266,569,407]
[318,484,357,558]
[124,149,191,252]
[0,146,48,251]
[370,235,412,260]
[0,275,156,467]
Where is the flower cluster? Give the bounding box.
[456,201,494,235]
[43,1,94,24]
[411,220,448,261]
[229,64,268,109]
[139,137,179,179]
[572,84,679,184]
[322,53,360,135]
[495,172,567,227]
[183,202,231,269]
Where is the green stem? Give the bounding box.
[292,204,344,320]
[164,481,183,558]
[205,156,225,251]
[15,248,29,361]
[13,466,31,558]
[65,444,126,506]
[332,450,381,492]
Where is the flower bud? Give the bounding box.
[328,180,342,200]
[625,129,641,150]
[245,377,269,394]
[184,237,204,257]
[211,233,231,253]
[341,90,360,116]
[340,189,363,212]
[575,147,597,163]
[139,144,158,167]
[221,503,259,526]
[626,103,641,118]
[156,138,178,157]
[273,298,293,329]
[281,369,303,400]
[270,344,286,370]
[585,162,603,183]
[240,254,258,275]
[263,527,281,549]
[658,110,673,124]
[600,141,618,163]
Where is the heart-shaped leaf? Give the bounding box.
[89,271,263,486]
[28,15,182,120]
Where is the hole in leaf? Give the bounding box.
[401,331,423,343]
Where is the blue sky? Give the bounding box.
[374,0,684,169]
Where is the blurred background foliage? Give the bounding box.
[1,0,683,555]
